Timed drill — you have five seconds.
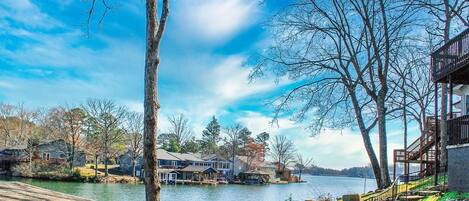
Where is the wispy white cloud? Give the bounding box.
[0,0,63,29]
[173,0,259,42]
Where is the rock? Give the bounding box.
[342,194,360,201]
[398,195,424,201]
[418,190,440,196]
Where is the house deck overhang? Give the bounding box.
[431,28,469,84]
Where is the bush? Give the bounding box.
[72,168,81,177]
[12,160,72,178]
[11,163,33,177]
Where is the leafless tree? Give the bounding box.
[82,99,126,176]
[270,135,296,171]
[15,104,39,171]
[252,0,417,188]
[143,1,169,199]
[167,114,192,147]
[389,41,435,138]
[47,106,86,170]
[85,0,169,198]
[295,153,313,182]
[0,103,16,147]
[224,124,244,176]
[123,112,144,177]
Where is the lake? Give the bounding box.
[0,175,376,201]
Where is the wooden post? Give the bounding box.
[447,75,453,174]
[393,152,396,181]
[449,75,453,118]
[434,82,439,186]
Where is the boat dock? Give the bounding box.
[0,181,91,201]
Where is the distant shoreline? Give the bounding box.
[298,166,375,179]
[306,173,374,179]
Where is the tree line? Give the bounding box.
[1,100,316,180]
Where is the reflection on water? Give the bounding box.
[1,175,376,201]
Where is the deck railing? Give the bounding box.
[362,171,428,201]
[448,114,469,145]
[431,29,469,82]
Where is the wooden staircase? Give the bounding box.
[393,117,439,177]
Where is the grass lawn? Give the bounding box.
[76,164,123,177]
[437,192,469,201]
[75,167,104,177]
[84,164,119,170]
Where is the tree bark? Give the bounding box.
[377,97,391,186]
[299,169,302,182]
[104,142,109,176]
[440,0,451,169]
[94,154,98,178]
[132,160,137,178]
[350,90,383,188]
[70,145,75,170]
[143,0,169,200]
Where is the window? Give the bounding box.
[42,153,50,160]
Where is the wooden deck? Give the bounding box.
[0,181,91,201]
[431,28,469,84]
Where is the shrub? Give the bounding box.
[12,163,33,177]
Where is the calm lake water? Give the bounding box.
[1,175,376,201]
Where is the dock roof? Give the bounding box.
[178,165,218,173]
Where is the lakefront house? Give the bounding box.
[119,149,283,184]
[119,149,231,183]
[427,28,469,191]
[0,139,86,173]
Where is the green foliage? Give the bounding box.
[201,116,221,154]
[255,132,270,149]
[168,137,181,153]
[158,133,180,152]
[239,127,252,144]
[181,137,200,153]
[303,165,375,178]
[439,192,469,201]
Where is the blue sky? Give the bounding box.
[0,0,420,169]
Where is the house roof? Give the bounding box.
[157,149,180,161]
[259,162,276,168]
[0,146,27,152]
[168,152,204,162]
[179,165,218,173]
[159,168,178,174]
[195,153,229,161]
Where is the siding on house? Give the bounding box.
[0,139,86,167]
[118,149,233,179]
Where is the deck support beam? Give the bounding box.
[434,82,439,186]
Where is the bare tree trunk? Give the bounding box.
[104,143,109,176]
[95,154,98,178]
[403,88,409,180]
[143,0,169,200]
[440,0,451,169]
[299,169,302,181]
[70,142,75,170]
[132,160,136,178]
[350,92,383,188]
[377,97,391,186]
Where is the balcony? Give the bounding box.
[448,114,469,145]
[431,29,469,84]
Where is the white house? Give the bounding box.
[453,85,469,116]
